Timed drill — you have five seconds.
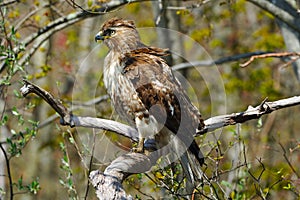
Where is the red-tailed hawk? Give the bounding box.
[95,18,205,166]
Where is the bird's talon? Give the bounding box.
[132,147,144,153]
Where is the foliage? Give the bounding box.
[0,0,299,199]
[15,176,41,195]
[59,139,78,200]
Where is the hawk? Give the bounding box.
[95,18,205,166]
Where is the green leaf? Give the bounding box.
[283,183,293,190]
[1,115,8,125]
[13,89,22,98]
[257,118,263,128]
[17,176,24,190]
[10,129,16,135]
[11,107,19,116]
[27,178,41,194]
[69,137,75,144]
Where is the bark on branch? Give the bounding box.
[20,79,300,136]
[20,80,300,199]
[89,153,153,200]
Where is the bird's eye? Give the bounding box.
[106,29,115,36]
[110,30,116,35]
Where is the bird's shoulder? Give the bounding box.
[127,46,170,57]
[120,47,172,82]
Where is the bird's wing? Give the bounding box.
[121,47,205,166]
[121,47,204,134]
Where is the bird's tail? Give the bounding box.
[176,135,204,194]
[155,128,204,194]
[168,134,204,193]
[188,140,205,166]
[180,151,203,190]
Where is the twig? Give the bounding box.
[0,8,13,50]
[10,2,60,35]
[279,56,300,69]
[278,142,300,178]
[247,158,267,199]
[166,0,210,10]
[0,0,19,7]
[256,158,265,181]
[84,131,96,200]
[240,52,300,67]
[65,0,128,14]
[172,51,272,71]
[0,143,13,200]
[265,178,283,198]
[131,183,156,200]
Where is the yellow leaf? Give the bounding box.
[87,0,93,7]
[230,191,235,199]
[155,171,164,179]
[15,32,21,39]
[263,188,269,194]
[34,0,39,6]
[34,15,41,22]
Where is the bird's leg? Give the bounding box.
[133,137,145,153]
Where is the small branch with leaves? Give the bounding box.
[0,0,148,73]
[19,79,300,199]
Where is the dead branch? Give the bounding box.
[172,51,272,70]
[19,80,300,199]
[0,0,19,7]
[20,80,300,137]
[20,79,74,127]
[89,153,153,200]
[199,96,300,134]
[240,52,300,67]
[278,142,300,178]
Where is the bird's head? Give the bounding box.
[95,18,141,52]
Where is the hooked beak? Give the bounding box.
[95,31,105,42]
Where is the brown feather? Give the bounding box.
[101,17,135,31]
[99,18,205,166]
[121,50,205,165]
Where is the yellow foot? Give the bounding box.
[132,137,145,153]
[132,146,144,153]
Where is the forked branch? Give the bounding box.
[20,79,300,137]
[20,79,300,199]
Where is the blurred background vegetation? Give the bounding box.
[0,0,300,199]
